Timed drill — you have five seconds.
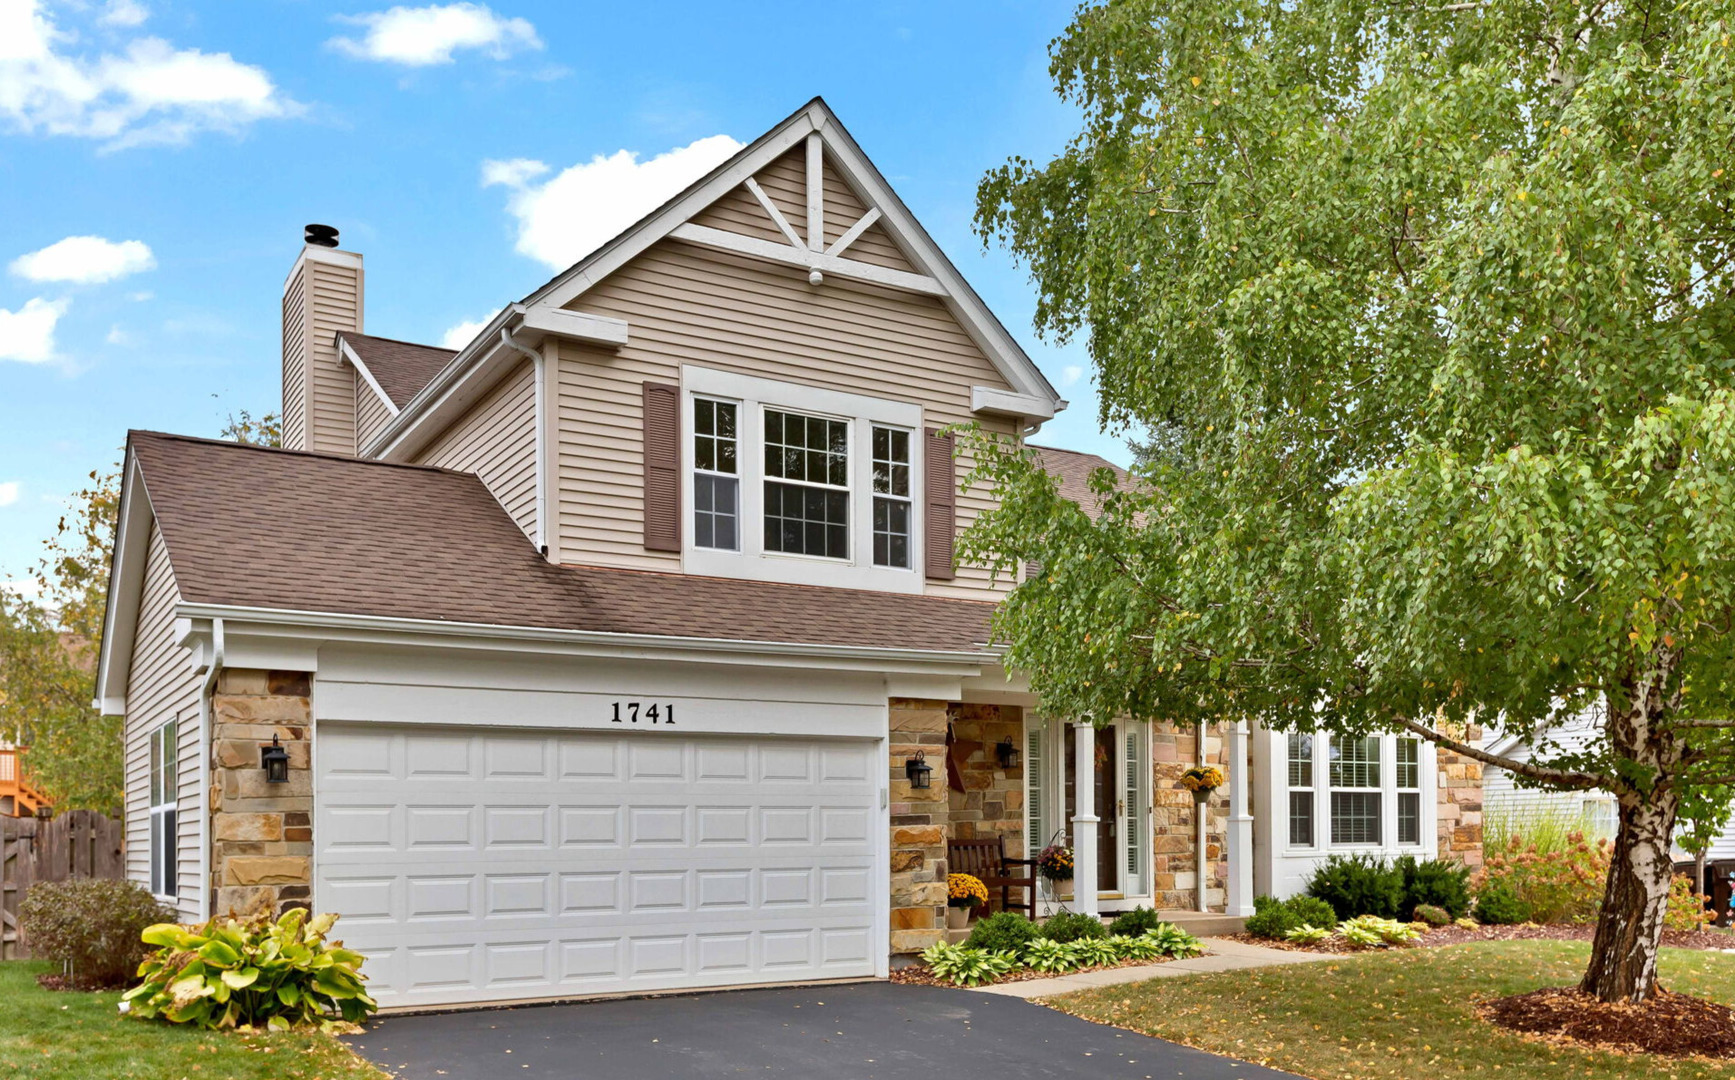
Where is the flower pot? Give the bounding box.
[947,906,971,930]
[1191,787,1214,805]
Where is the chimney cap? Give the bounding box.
[304,224,339,248]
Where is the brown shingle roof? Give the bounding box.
[338,333,456,409]
[1030,445,1130,520]
[129,431,995,655]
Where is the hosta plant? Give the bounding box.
[1284,924,1333,946]
[919,942,1015,987]
[122,910,376,1032]
[1338,915,1421,948]
[1145,923,1205,959]
[1109,933,1162,961]
[1022,937,1084,973]
[1072,936,1122,967]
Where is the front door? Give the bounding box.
[1026,718,1149,902]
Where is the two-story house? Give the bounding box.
[95,98,1480,1009]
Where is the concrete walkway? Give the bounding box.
[970,936,1343,999]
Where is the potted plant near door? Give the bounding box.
[1179,765,1225,804]
[947,873,989,930]
[1035,843,1075,906]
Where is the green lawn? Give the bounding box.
[0,961,386,1080]
[1054,940,1735,1080]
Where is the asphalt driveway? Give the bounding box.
[348,980,1298,1080]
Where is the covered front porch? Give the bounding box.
[888,696,1254,959]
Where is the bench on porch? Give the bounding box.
[948,836,1037,919]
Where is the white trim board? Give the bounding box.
[337,337,402,419]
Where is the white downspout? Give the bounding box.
[196,617,224,922]
[499,327,550,559]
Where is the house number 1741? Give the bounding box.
[610,702,675,725]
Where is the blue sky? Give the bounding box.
[0,0,1125,588]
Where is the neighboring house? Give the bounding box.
[0,744,50,818]
[96,98,1483,1010]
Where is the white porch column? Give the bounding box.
[1071,721,1099,917]
[1227,720,1255,917]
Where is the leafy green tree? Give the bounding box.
[966,0,1735,1003]
[220,409,281,447]
[0,469,122,815]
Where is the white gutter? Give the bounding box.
[172,601,1000,669]
[196,617,224,921]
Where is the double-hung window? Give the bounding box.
[763,409,850,559]
[682,367,924,592]
[692,397,739,550]
[1329,735,1382,845]
[1396,738,1422,845]
[871,426,912,569]
[148,720,178,899]
[1287,733,1315,847]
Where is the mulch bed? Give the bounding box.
[1481,985,1735,1059]
[36,971,128,993]
[890,953,1184,988]
[1221,931,1358,954]
[1420,923,1735,951]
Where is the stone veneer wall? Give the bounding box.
[1151,722,1228,910]
[888,698,950,955]
[210,669,314,918]
[946,704,1026,910]
[1436,722,1485,869]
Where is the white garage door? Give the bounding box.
[315,724,881,1008]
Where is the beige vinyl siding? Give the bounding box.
[281,272,307,451]
[306,261,362,455]
[413,358,539,543]
[818,156,914,272]
[554,240,1018,599]
[354,369,395,451]
[123,518,203,917]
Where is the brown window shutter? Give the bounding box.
[924,427,956,580]
[642,382,681,552]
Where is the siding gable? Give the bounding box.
[412,358,539,544]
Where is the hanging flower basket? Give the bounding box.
[1036,844,1075,882]
[1180,765,1225,804]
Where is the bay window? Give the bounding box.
[1287,733,1315,847]
[1329,735,1382,845]
[1396,738,1422,845]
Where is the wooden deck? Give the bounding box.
[0,749,50,818]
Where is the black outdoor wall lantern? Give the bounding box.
[995,737,1020,769]
[905,750,933,789]
[261,735,291,784]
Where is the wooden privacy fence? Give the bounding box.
[1,810,125,960]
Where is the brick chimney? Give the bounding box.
[281,225,363,454]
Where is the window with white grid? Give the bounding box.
[1329,735,1381,845]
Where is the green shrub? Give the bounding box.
[1110,933,1162,960]
[1412,903,1451,927]
[1073,936,1122,967]
[966,911,1040,953]
[920,942,1016,986]
[1145,922,1206,958]
[122,910,376,1032]
[1038,909,1108,943]
[1107,906,1165,937]
[19,878,175,989]
[1283,923,1332,945]
[1339,915,1421,946]
[1473,880,1529,925]
[1306,854,1404,920]
[1396,856,1472,919]
[1245,894,1340,939]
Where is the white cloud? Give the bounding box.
[439,312,496,350]
[330,3,541,66]
[0,481,18,506]
[11,235,154,284]
[98,0,148,28]
[1,577,43,599]
[0,0,296,150]
[1061,364,1084,387]
[0,296,68,363]
[105,323,128,345]
[484,134,742,271]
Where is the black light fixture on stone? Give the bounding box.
[995,737,1020,769]
[904,750,933,789]
[261,734,291,784]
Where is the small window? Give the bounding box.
[763,409,849,559]
[1287,734,1314,847]
[149,720,178,899]
[692,398,739,550]
[1329,735,1381,845]
[1396,738,1421,845]
[871,426,912,569]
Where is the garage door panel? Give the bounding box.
[318,724,881,1007]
